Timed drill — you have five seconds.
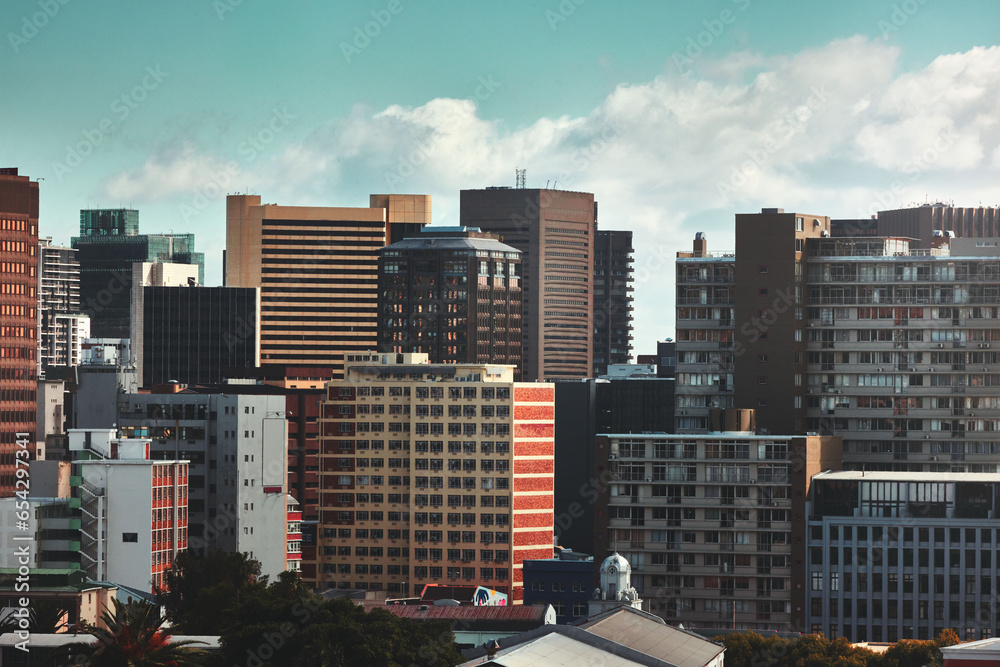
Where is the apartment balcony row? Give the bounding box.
[675,296,735,306]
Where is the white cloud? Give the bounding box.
[97,39,1000,351]
[102,145,240,202]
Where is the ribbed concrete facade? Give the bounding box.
[226,194,429,376]
[460,188,595,381]
[593,229,634,376]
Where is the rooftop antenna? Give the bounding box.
[515,168,525,189]
[552,181,557,190]
[545,180,550,189]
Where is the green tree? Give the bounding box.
[157,550,264,634]
[219,574,463,666]
[74,598,211,666]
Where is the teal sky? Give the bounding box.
[4,0,1000,349]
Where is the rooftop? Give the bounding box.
[813,471,1000,483]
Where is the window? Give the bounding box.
[796,217,804,231]
[758,354,768,363]
[123,533,138,543]
[759,265,768,274]
[758,376,768,385]
[758,288,768,296]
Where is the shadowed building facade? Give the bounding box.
[460,188,595,381]
[378,227,522,376]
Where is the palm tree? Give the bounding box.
[74,598,211,666]
[0,599,71,634]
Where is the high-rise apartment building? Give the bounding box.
[314,353,555,602]
[593,230,634,376]
[674,234,735,432]
[377,226,522,374]
[225,194,430,377]
[0,168,39,496]
[131,285,259,387]
[594,416,841,632]
[73,213,205,339]
[38,238,88,375]
[678,211,1000,473]
[460,188,595,381]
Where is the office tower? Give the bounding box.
[38,238,88,376]
[131,285,259,387]
[593,230,634,376]
[806,470,1000,642]
[314,353,555,602]
[593,413,841,632]
[377,227,523,374]
[116,389,291,579]
[73,212,205,338]
[80,208,139,237]
[225,194,430,377]
[69,429,189,593]
[0,168,39,496]
[460,188,596,381]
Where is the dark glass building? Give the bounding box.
[593,229,634,376]
[133,285,259,387]
[377,226,523,377]
[73,220,205,339]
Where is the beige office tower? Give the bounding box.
[225,194,429,377]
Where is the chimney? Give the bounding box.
[693,232,707,257]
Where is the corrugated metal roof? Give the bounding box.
[580,608,724,667]
[373,604,549,630]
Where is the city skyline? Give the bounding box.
[3,1,1000,350]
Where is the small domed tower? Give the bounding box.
[588,552,643,618]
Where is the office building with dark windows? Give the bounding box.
[378,226,522,375]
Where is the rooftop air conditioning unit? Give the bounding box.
[937,343,945,348]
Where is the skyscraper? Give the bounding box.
[460,188,595,381]
[378,226,522,375]
[73,211,205,339]
[593,229,634,376]
[0,168,39,496]
[225,193,430,377]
